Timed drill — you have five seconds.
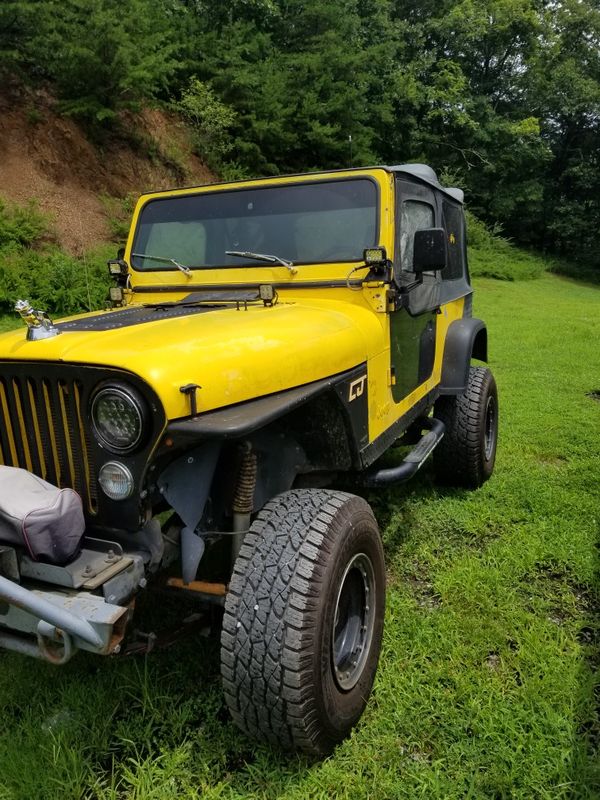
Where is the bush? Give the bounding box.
[0,196,110,316]
[101,194,137,241]
[0,245,111,316]
[175,78,236,171]
[466,210,547,281]
[547,259,600,285]
[0,199,51,247]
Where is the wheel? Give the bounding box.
[433,365,498,488]
[220,489,385,756]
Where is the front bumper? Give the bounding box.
[0,539,144,664]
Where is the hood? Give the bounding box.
[0,299,385,418]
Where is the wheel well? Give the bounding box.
[439,318,488,395]
[263,390,354,473]
[472,326,488,362]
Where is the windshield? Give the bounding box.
[130,178,378,271]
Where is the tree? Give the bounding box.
[34,0,180,123]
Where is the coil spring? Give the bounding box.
[232,444,257,515]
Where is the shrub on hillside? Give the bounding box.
[175,78,236,172]
[0,198,110,316]
[0,245,111,316]
[466,211,547,281]
[0,199,50,247]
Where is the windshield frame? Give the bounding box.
[128,175,381,273]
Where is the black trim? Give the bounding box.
[463,292,473,318]
[132,279,365,294]
[165,366,366,442]
[438,318,488,395]
[57,303,225,332]
[358,391,437,469]
[129,176,381,273]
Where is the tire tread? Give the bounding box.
[434,366,497,488]
[221,488,379,755]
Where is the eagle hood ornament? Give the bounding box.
[14,299,61,341]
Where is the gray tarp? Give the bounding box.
[0,466,84,564]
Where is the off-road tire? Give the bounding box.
[221,489,385,757]
[433,366,498,488]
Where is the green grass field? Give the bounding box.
[0,273,598,799]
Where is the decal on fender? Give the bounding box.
[349,375,367,402]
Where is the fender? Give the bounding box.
[439,318,488,395]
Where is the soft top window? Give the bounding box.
[131,179,378,271]
[442,201,465,281]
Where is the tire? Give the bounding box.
[221,489,385,756]
[433,366,498,488]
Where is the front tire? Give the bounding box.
[221,489,385,757]
[433,365,498,488]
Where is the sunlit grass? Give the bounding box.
[0,273,598,799]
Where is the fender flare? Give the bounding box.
[439,318,488,395]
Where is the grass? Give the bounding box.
[0,272,598,798]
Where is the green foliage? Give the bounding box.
[0,1,39,76]
[1,0,599,274]
[175,78,236,170]
[100,194,137,242]
[0,199,50,247]
[466,211,547,281]
[0,245,111,316]
[0,197,109,316]
[7,0,180,124]
[548,259,600,286]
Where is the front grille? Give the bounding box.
[0,369,97,513]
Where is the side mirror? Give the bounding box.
[413,228,447,273]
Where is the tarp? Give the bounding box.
[0,467,84,564]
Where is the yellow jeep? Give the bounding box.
[0,165,497,755]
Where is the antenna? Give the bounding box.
[79,215,92,311]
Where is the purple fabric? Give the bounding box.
[0,466,84,563]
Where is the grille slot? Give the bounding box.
[0,371,97,513]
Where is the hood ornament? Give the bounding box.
[14,299,61,341]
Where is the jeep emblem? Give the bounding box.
[349,375,367,401]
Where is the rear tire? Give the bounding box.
[433,366,498,488]
[221,489,385,756]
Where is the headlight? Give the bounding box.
[91,385,146,453]
[98,462,134,500]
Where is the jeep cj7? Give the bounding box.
[0,165,497,756]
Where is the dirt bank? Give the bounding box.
[0,84,215,253]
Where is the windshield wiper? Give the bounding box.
[225,250,297,275]
[131,252,192,277]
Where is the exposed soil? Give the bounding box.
[0,83,215,254]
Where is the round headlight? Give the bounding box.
[98,461,134,500]
[91,385,145,452]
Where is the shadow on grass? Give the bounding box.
[0,589,313,800]
[570,533,600,796]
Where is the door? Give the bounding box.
[390,180,440,403]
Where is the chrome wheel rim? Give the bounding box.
[484,395,497,461]
[332,553,375,691]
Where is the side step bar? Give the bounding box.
[364,417,445,487]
